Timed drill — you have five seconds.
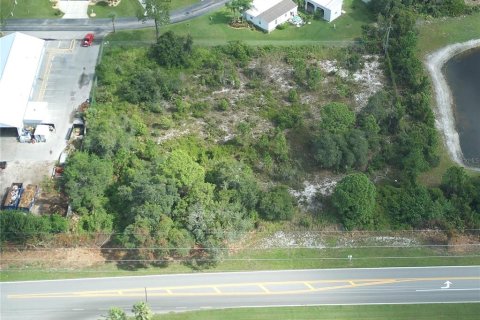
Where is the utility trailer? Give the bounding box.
[3,183,23,210]
[18,184,38,212]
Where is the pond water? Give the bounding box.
[444,48,480,168]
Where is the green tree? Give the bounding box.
[226,0,253,22]
[132,302,152,320]
[151,31,193,67]
[332,173,376,230]
[320,102,356,134]
[106,307,126,320]
[313,132,342,169]
[63,152,114,212]
[258,186,295,221]
[108,12,117,33]
[441,166,474,199]
[138,0,170,39]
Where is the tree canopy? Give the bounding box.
[332,173,377,230]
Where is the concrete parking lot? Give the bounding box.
[0,36,100,194]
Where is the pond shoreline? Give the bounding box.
[425,39,480,171]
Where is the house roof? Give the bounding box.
[246,0,297,23]
[0,32,45,129]
[307,0,343,10]
[258,0,297,23]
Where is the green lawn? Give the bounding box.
[107,0,373,45]
[152,304,480,320]
[170,0,199,11]
[417,12,480,56]
[1,0,60,18]
[92,0,143,18]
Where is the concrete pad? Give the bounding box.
[58,0,90,19]
[0,39,100,194]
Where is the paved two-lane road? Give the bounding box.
[1,266,479,319]
[1,0,229,33]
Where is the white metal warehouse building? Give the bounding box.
[0,32,46,136]
[244,0,298,33]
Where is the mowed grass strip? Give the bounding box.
[92,0,198,18]
[152,304,480,320]
[92,0,144,18]
[417,12,480,56]
[170,0,199,11]
[107,0,373,44]
[1,0,59,18]
[2,246,479,282]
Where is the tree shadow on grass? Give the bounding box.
[208,11,232,25]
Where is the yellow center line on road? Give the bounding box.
[8,276,479,299]
[304,282,315,291]
[258,284,270,293]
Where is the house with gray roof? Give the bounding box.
[244,0,298,33]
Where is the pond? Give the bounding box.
[444,48,480,168]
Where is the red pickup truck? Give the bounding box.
[82,33,94,47]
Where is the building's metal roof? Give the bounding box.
[0,33,45,129]
[257,0,297,24]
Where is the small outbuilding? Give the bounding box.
[305,0,343,22]
[244,0,298,33]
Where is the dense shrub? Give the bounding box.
[258,186,295,221]
[0,211,68,243]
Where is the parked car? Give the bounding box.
[82,33,94,47]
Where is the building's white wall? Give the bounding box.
[305,0,343,22]
[324,3,342,22]
[246,7,298,32]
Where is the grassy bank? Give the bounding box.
[1,0,60,18]
[2,245,479,282]
[107,0,372,44]
[417,12,480,55]
[417,11,480,185]
[152,304,480,320]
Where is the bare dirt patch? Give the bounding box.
[0,248,105,270]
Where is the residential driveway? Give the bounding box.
[0,37,99,193]
[58,0,90,19]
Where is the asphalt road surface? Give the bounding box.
[1,0,229,32]
[1,266,479,319]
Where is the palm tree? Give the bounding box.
[226,0,253,23]
[108,12,117,33]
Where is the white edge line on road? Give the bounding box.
[415,288,480,292]
[2,265,479,285]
